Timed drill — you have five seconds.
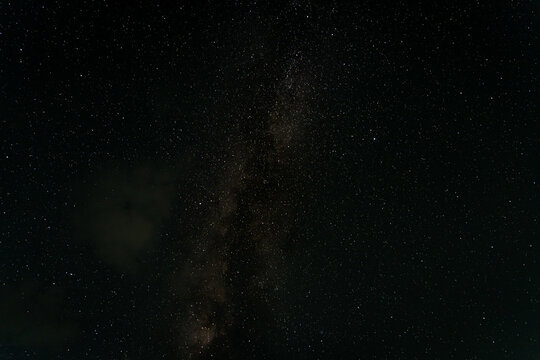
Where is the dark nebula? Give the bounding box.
[1,1,538,359]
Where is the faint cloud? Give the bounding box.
[0,282,78,349]
[77,164,175,271]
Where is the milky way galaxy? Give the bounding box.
[1,2,537,359]
[162,52,320,358]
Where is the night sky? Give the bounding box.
[1,1,538,359]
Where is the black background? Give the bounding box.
[0,1,538,359]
